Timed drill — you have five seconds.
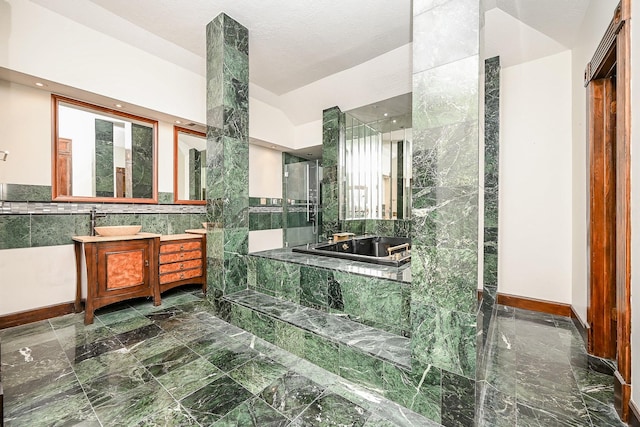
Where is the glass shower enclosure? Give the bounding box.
[284,159,322,247]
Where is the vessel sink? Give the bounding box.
[94,225,142,236]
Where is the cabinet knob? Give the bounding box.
[180,245,184,250]
[180,263,184,270]
[180,273,185,279]
[144,260,149,267]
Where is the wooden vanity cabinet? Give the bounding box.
[73,234,161,325]
[159,234,207,295]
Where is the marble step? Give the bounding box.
[224,289,411,369]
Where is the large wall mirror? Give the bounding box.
[174,126,206,204]
[340,93,412,220]
[52,95,158,203]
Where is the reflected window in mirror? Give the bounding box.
[52,95,158,203]
[340,94,412,220]
[174,126,206,205]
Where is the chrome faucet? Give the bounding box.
[89,208,106,236]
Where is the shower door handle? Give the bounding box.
[306,164,310,222]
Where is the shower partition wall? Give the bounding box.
[284,159,322,247]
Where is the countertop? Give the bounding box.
[72,232,161,243]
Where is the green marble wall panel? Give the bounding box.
[248,257,408,336]
[206,13,249,300]
[166,214,194,234]
[0,184,51,202]
[382,361,441,422]
[411,246,478,314]
[131,123,153,199]
[255,258,300,302]
[95,119,114,198]
[300,266,329,309]
[158,192,173,204]
[189,149,202,200]
[333,272,410,336]
[481,57,501,365]
[0,215,30,249]
[30,214,75,247]
[140,213,169,235]
[411,303,476,378]
[338,345,384,391]
[304,332,340,374]
[321,107,343,238]
[0,210,206,250]
[274,319,305,358]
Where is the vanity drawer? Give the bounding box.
[159,250,202,264]
[159,259,202,274]
[160,241,201,253]
[159,268,202,285]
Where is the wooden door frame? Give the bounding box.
[585,1,632,421]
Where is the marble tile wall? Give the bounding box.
[0,208,206,249]
[321,107,342,240]
[94,119,114,198]
[248,256,411,336]
[0,183,206,249]
[131,123,154,199]
[480,56,500,367]
[248,197,283,231]
[411,0,480,425]
[205,13,250,299]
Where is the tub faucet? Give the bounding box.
[89,208,106,236]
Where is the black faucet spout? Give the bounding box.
[89,208,107,236]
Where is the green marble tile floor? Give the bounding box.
[478,305,625,426]
[0,289,626,426]
[0,287,436,427]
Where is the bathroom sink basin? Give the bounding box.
[94,225,142,237]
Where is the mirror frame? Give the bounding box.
[51,94,159,203]
[173,126,207,205]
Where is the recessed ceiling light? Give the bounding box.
[383,113,388,117]
[175,120,182,124]
[392,119,397,123]
[115,103,122,108]
[35,82,45,87]
[270,145,276,149]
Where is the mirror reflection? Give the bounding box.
[53,95,157,202]
[174,126,206,204]
[341,93,412,220]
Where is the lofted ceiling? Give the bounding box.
[30,0,595,98]
[31,0,412,96]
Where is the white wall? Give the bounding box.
[499,50,572,303]
[2,0,206,123]
[248,144,283,253]
[0,80,50,184]
[0,246,77,314]
[570,0,620,323]
[249,145,282,198]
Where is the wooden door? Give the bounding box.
[587,78,617,359]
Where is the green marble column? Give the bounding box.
[482,56,500,345]
[206,13,249,299]
[412,0,480,425]
[95,119,114,198]
[321,107,343,239]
